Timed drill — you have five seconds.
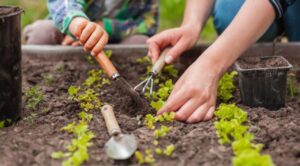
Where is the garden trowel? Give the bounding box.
[101,104,137,160]
[95,51,144,106]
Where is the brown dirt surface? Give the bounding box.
[238,56,289,69]
[0,53,299,166]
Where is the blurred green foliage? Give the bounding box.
[1,0,216,42]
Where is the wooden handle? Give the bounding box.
[151,47,171,75]
[94,51,118,78]
[101,104,121,136]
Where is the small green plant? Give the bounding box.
[53,66,106,166]
[163,65,178,78]
[144,112,175,129]
[24,112,38,123]
[214,103,274,166]
[154,125,171,139]
[41,73,55,84]
[51,113,95,166]
[217,71,238,102]
[214,103,247,124]
[24,86,44,110]
[135,150,156,165]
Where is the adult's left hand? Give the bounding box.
[157,55,222,123]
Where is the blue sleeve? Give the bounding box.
[47,0,89,34]
[269,0,296,19]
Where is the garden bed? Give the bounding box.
[0,45,299,166]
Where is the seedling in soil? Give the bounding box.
[154,125,171,139]
[52,114,95,166]
[214,103,274,166]
[24,112,38,123]
[41,73,55,84]
[135,150,156,165]
[24,86,44,110]
[217,71,238,102]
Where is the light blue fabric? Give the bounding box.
[212,0,300,42]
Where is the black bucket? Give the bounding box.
[235,56,292,110]
[0,6,23,123]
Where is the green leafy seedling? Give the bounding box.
[24,112,38,123]
[217,71,237,102]
[154,125,171,139]
[24,86,44,110]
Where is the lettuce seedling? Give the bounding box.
[163,65,178,78]
[232,133,263,156]
[135,150,155,165]
[214,119,248,144]
[150,100,165,111]
[163,144,175,156]
[145,114,156,129]
[215,103,247,124]
[24,86,44,110]
[217,71,237,102]
[154,125,171,139]
[68,85,80,98]
[233,149,274,166]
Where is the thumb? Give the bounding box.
[164,38,188,64]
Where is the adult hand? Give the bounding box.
[147,25,200,64]
[69,17,109,56]
[157,54,222,123]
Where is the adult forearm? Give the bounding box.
[201,0,276,75]
[181,0,214,32]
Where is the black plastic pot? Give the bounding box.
[235,56,292,110]
[0,6,23,123]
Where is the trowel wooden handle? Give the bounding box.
[101,104,121,136]
[94,51,118,78]
[151,47,171,75]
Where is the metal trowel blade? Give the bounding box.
[104,134,137,160]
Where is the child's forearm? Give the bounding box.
[181,0,214,33]
[47,0,88,34]
[200,0,276,75]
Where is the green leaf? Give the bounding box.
[145,114,156,129]
[135,151,145,165]
[154,125,171,139]
[217,71,237,102]
[233,149,274,166]
[163,65,178,78]
[68,86,80,97]
[150,100,165,111]
[163,144,175,156]
[214,103,247,124]
[51,151,70,159]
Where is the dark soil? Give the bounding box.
[0,53,299,166]
[238,56,289,69]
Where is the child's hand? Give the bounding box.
[69,17,108,56]
[62,35,81,46]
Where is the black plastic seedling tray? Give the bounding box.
[235,56,293,110]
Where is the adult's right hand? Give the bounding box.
[147,25,200,64]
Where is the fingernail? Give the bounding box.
[165,56,173,64]
[62,42,66,45]
[91,52,95,56]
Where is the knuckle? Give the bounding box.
[201,92,209,101]
[175,112,187,121]
[188,87,199,94]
